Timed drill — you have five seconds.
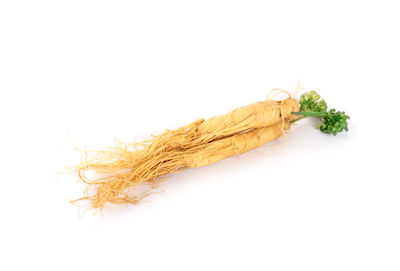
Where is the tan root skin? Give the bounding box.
[187,121,290,168]
[75,96,299,209]
[197,98,298,141]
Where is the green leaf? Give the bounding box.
[318,109,350,135]
[293,91,350,135]
[299,91,328,113]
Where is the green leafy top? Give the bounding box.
[293,91,350,136]
[299,90,327,112]
[318,109,349,135]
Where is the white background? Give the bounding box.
[1,1,399,270]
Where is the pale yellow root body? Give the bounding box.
[146,97,299,150]
[187,121,290,168]
[197,98,297,138]
[76,97,299,209]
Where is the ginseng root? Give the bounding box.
[74,90,350,210]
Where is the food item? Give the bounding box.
[74,90,349,209]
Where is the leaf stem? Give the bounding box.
[292,111,328,117]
